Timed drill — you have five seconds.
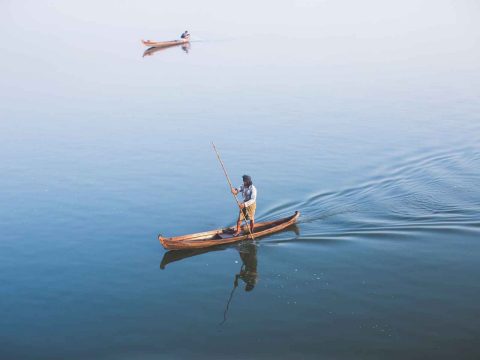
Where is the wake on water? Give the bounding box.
[257,144,480,244]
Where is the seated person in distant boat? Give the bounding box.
[231,175,257,236]
[180,30,190,40]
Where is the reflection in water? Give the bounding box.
[181,43,191,54]
[160,246,227,269]
[159,224,299,270]
[235,242,258,292]
[220,242,258,325]
[159,242,258,324]
[142,43,191,58]
[160,225,300,324]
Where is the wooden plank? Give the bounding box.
[218,233,234,239]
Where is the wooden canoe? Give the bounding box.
[158,211,300,250]
[143,43,190,57]
[141,38,189,48]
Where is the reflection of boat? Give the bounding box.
[161,242,260,324]
[142,42,190,57]
[160,242,259,287]
[159,225,299,324]
[160,224,300,269]
[158,211,300,250]
[141,38,189,47]
[160,246,227,269]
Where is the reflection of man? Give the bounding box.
[235,243,258,291]
[181,43,190,54]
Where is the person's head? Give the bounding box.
[242,175,252,187]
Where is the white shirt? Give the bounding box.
[236,184,257,207]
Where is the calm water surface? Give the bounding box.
[1,1,480,359]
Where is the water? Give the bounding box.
[1,1,480,359]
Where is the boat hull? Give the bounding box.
[141,39,189,48]
[158,211,300,250]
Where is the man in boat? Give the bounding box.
[231,175,257,236]
[180,30,190,40]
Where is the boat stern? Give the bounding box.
[158,234,168,248]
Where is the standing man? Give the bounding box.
[231,175,257,236]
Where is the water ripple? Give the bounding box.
[260,144,480,245]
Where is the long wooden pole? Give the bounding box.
[212,142,255,240]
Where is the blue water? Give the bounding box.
[1,1,480,359]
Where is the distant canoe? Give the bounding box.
[143,43,190,57]
[141,38,189,48]
[159,211,300,250]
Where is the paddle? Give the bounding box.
[212,142,255,240]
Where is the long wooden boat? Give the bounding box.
[143,43,190,57]
[141,38,189,48]
[158,211,300,250]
